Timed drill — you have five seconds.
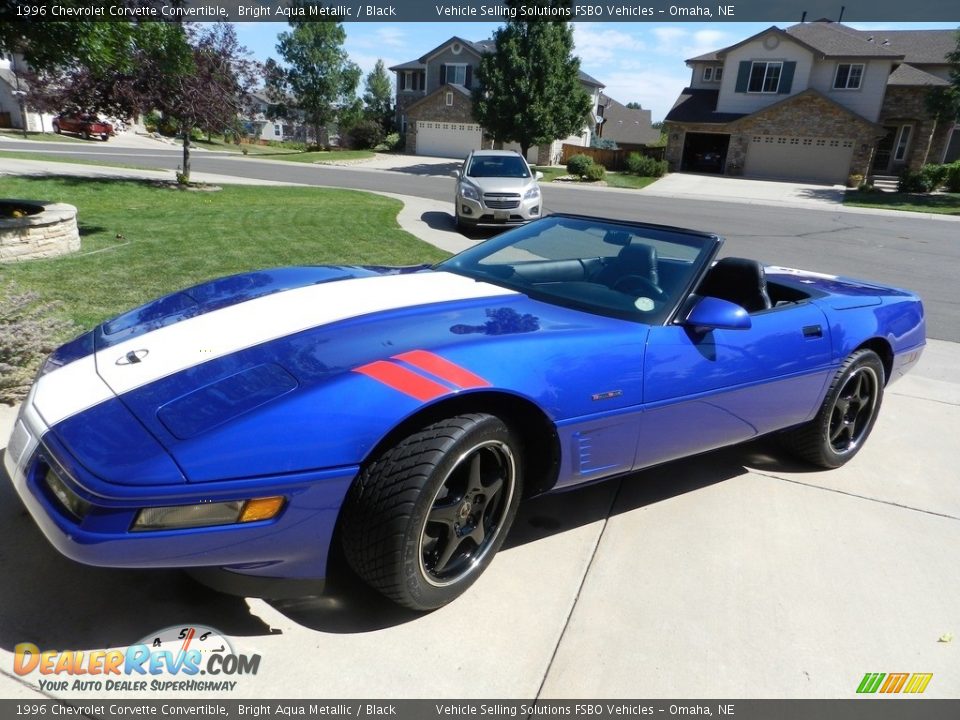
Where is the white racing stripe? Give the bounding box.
[33,355,115,427]
[90,271,516,398]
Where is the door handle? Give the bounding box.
[802,325,823,339]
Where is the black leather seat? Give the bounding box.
[697,257,772,313]
[595,241,659,289]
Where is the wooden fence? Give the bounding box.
[559,143,665,171]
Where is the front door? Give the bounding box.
[871,125,898,175]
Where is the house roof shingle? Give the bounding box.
[886,62,951,86]
[848,29,959,65]
[784,22,904,59]
[597,93,660,145]
[664,88,747,124]
[392,37,605,88]
[687,21,930,64]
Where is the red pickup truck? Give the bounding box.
[52,113,113,141]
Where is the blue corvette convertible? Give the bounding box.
[5,215,925,610]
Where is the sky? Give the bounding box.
[232,21,959,122]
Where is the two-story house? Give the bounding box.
[664,21,960,184]
[0,53,55,133]
[243,90,311,144]
[390,36,604,164]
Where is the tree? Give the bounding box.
[151,23,259,183]
[9,21,257,183]
[363,59,393,132]
[472,0,592,158]
[626,101,643,110]
[268,18,361,148]
[926,29,960,124]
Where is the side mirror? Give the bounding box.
[683,296,751,331]
[451,169,461,179]
[535,171,544,180]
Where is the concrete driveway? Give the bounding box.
[0,339,956,701]
[640,172,847,210]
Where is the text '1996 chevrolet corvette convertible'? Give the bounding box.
[5,215,925,610]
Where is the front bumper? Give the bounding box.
[4,399,356,581]
[456,192,541,226]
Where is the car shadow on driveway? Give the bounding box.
[0,441,818,644]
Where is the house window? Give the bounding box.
[447,64,467,86]
[445,92,453,107]
[703,66,723,83]
[894,124,912,162]
[834,63,864,90]
[274,124,281,136]
[748,61,782,93]
[400,71,424,92]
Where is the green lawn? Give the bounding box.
[190,138,301,155]
[264,149,377,164]
[0,176,448,331]
[843,191,960,215]
[533,166,660,189]
[604,173,659,190]
[0,149,155,171]
[0,129,86,143]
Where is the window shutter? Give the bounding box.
[735,61,751,92]
[439,64,446,84]
[778,61,796,94]
[465,65,473,89]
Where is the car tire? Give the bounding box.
[340,413,523,611]
[778,349,885,468]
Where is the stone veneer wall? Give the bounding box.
[0,202,80,263]
[667,93,882,179]
[879,86,954,172]
[403,87,476,155]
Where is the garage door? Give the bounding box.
[416,121,483,158]
[745,135,855,184]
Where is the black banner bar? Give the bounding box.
[2,700,959,720]
[2,0,960,22]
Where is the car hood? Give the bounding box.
[463,175,536,194]
[42,267,641,484]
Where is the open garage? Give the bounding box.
[745,134,855,184]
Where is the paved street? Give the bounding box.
[3,136,958,342]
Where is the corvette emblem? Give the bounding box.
[116,349,149,365]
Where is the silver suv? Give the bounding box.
[453,150,543,231]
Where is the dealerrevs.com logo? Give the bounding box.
[14,625,261,693]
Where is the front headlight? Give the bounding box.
[459,183,479,201]
[132,496,285,531]
[524,185,541,200]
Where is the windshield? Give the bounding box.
[437,215,720,323]
[466,155,531,179]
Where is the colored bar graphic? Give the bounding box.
[354,360,450,402]
[904,673,933,694]
[857,673,885,694]
[857,672,933,694]
[394,350,491,389]
[880,673,909,693]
